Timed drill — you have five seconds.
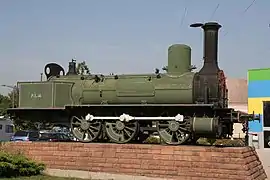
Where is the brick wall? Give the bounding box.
[2,142,267,180]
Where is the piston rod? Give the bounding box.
[85,113,185,122]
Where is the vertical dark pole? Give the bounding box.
[245,119,249,146]
[12,86,15,108]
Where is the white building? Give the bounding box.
[0,116,15,141]
[226,78,248,139]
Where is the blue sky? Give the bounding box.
[0,0,269,94]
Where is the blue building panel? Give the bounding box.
[248,80,270,98]
[248,117,263,132]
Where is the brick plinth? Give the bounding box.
[2,142,267,180]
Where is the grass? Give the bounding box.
[1,175,90,180]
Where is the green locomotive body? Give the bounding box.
[18,44,194,107]
[7,22,255,145]
[18,68,195,107]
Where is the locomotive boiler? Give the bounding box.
[7,22,254,145]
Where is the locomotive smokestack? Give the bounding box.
[66,59,77,75]
[190,22,222,71]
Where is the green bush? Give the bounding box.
[196,138,245,147]
[0,150,45,178]
[214,138,245,147]
[144,136,161,144]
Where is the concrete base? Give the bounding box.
[44,168,171,180]
[2,142,268,180]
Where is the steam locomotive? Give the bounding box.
[7,22,255,145]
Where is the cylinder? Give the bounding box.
[202,22,222,69]
[167,44,191,74]
[191,117,222,137]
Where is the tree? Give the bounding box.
[0,86,33,130]
[76,61,90,75]
[0,94,12,116]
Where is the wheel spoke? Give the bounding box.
[123,129,132,137]
[125,126,136,132]
[73,116,82,123]
[89,125,100,131]
[87,129,95,138]
[86,130,93,140]
[72,122,81,126]
[175,131,182,143]
[91,122,102,126]
[82,132,87,140]
[120,131,125,142]
[179,127,188,132]
[169,132,174,143]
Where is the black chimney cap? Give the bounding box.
[190,22,222,29]
[190,23,203,28]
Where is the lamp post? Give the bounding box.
[1,84,16,108]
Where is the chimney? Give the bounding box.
[190,22,222,72]
[66,59,77,75]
